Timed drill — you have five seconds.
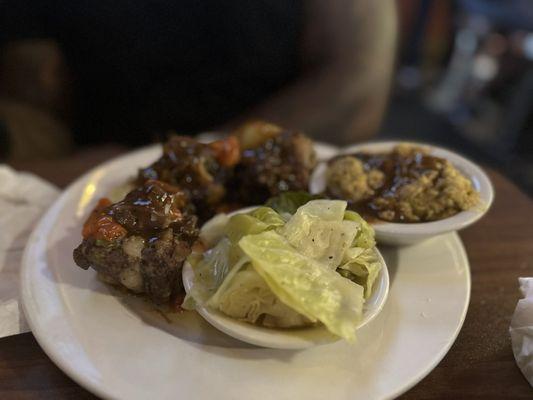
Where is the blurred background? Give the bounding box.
[386,0,533,195]
[0,0,532,194]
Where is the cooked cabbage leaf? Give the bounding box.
[183,237,233,308]
[338,247,381,299]
[212,266,310,328]
[266,191,322,216]
[186,207,283,308]
[199,214,230,248]
[250,207,285,227]
[184,237,251,311]
[344,210,375,249]
[239,230,364,342]
[185,200,381,342]
[224,207,283,244]
[281,200,357,268]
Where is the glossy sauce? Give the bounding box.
[333,149,448,223]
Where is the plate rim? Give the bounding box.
[21,186,116,400]
[385,232,471,399]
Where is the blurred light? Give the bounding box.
[473,54,498,81]
[524,33,533,60]
[76,169,105,218]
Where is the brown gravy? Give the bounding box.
[327,146,478,223]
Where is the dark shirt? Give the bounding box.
[1,1,303,145]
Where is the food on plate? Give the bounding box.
[230,121,317,205]
[73,180,199,304]
[138,135,240,221]
[136,122,317,219]
[233,120,283,150]
[73,121,319,307]
[326,144,480,223]
[184,198,381,341]
[265,191,323,216]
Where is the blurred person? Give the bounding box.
[0,1,397,164]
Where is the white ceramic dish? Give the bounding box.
[182,208,389,349]
[21,143,471,400]
[310,141,494,246]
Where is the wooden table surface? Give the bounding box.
[1,149,532,399]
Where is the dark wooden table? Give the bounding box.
[1,150,532,399]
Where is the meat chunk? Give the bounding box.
[73,180,199,304]
[233,120,282,150]
[137,135,239,221]
[230,125,317,205]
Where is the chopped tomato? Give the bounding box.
[82,198,111,238]
[209,136,241,167]
[82,198,127,241]
[94,197,112,210]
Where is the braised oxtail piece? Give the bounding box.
[73,180,199,304]
[137,135,240,221]
[231,121,317,205]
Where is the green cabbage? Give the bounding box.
[250,207,285,227]
[183,237,233,308]
[211,266,310,328]
[344,210,376,248]
[185,200,381,342]
[265,191,322,216]
[238,230,364,342]
[338,248,381,299]
[281,200,358,268]
[224,207,283,244]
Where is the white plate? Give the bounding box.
[21,143,471,400]
[181,208,390,349]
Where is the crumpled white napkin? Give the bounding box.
[510,277,533,387]
[0,165,59,338]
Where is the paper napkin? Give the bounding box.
[510,277,533,387]
[0,165,59,338]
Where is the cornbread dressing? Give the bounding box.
[326,145,480,223]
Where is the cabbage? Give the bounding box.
[186,207,283,308]
[199,214,230,248]
[239,230,364,342]
[281,200,357,268]
[338,248,381,299]
[206,255,250,306]
[183,237,251,310]
[185,200,380,342]
[224,207,283,244]
[344,210,375,248]
[338,211,379,297]
[211,266,310,328]
[183,238,233,308]
[265,191,322,215]
[250,207,285,227]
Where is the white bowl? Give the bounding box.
[310,141,494,246]
[182,208,389,349]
